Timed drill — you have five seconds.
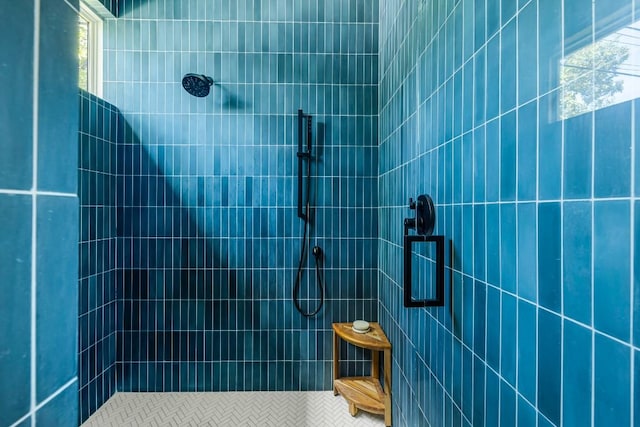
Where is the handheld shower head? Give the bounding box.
[182,73,214,97]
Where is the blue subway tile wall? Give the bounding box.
[0,3,33,190]
[378,0,639,426]
[0,0,80,425]
[37,195,79,402]
[0,194,33,426]
[102,0,379,392]
[78,91,121,423]
[38,0,79,194]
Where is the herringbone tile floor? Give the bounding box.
[81,391,386,426]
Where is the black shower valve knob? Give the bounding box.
[408,197,416,210]
[405,197,418,230]
[405,194,436,236]
[404,218,416,229]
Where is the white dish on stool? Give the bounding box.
[352,320,370,333]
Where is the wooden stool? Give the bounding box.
[332,322,392,426]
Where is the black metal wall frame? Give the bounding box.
[403,234,445,307]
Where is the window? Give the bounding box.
[78,3,103,96]
[557,4,640,120]
[78,14,89,91]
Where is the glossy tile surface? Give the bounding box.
[378,0,640,425]
[101,0,379,397]
[78,91,121,424]
[0,0,80,425]
[37,196,79,401]
[0,195,32,426]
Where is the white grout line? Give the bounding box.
[0,189,72,197]
[589,1,597,424]
[513,9,521,423]
[63,0,80,15]
[558,1,568,423]
[31,0,41,424]
[8,410,32,427]
[534,2,541,424]
[35,377,78,412]
[630,93,636,427]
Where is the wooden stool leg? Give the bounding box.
[333,331,339,395]
[349,402,358,417]
[372,350,380,380]
[384,349,392,426]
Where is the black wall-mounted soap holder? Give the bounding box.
[403,195,445,307]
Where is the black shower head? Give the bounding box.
[182,73,214,97]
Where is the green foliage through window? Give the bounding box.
[78,15,89,91]
[560,38,629,119]
[558,19,640,120]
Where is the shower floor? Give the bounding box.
[81,391,385,426]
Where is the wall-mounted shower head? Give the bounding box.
[182,73,214,97]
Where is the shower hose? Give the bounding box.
[293,147,325,317]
